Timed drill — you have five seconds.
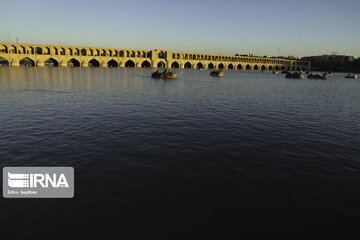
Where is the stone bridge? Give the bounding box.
[0,43,310,71]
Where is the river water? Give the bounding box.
[0,67,359,238]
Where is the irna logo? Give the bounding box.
[3,167,74,198]
[8,172,69,188]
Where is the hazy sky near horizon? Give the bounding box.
[1,0,359,57]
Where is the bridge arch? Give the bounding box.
[44,58,59,67]
[20,57,35,66]
[171,62,180,68]
[208,63,214,69]
[184,62,192,69]
[67,58,80,67]
[254,65,259,70]
[107,59,118,67]
[20,46,26,54]
[157,61,166,68]
[125,60,135,68]
[88,59,100,67]
[237,64,242,70]
[196,62,204,69]
[141,60,151,68]
[261,65,266,71]
[158,51,165,59]
[268,65,273,70]
[35,47,42,55]
[11,45,17,54]
[0,56,9,66]
[29,46,34,54]
[246,64,251,70]
[218,63,224,69]
[1,45,8,53]
[81,49,87,56]
[228,64,234,70]
[275,66,280,71]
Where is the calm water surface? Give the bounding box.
[0,67,359,238]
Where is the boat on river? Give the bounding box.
[210,70,224,77]
[345,74,357,79]
[152,70,178,79]
[285,72,304,79]
[307,73,327,80]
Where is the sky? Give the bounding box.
[1,0,359,57]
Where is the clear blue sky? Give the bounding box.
[1,0,359,57]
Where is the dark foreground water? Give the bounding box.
[0,67,359,239]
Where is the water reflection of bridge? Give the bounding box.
[0,43,310,71]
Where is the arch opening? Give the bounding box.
[254,65,259,70]
[141,60,151,68]
[196,62,204,69]
[81,49,87,56]
[157,61,166,68]
[246,64,251,70]
[125,60,135,68]
[261,65,266,71]
[275,66,280,71]
[89,59,100,67]
[0,57,9,66]
[158,51,165,59]
[228,64,234,70]
[1,45,8,54]
[107,60,118,67]
[218,63,224,69]
[20,57,35,67]
[44,58,59,67]
[184,62,192,69]
[237,64,242,70]
[208,63,214,69]
[268,65,273,70]
[35,47,42,55]
[67,58,80,67]
[171,62,179,68]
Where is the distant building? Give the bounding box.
[301,54,358,71]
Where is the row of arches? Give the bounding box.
[169,61,298,71]
[1,45,152,59]
[0,56,306,71]
[8,57,153,68]
[1,45,309,66]
[171,52,292,65]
